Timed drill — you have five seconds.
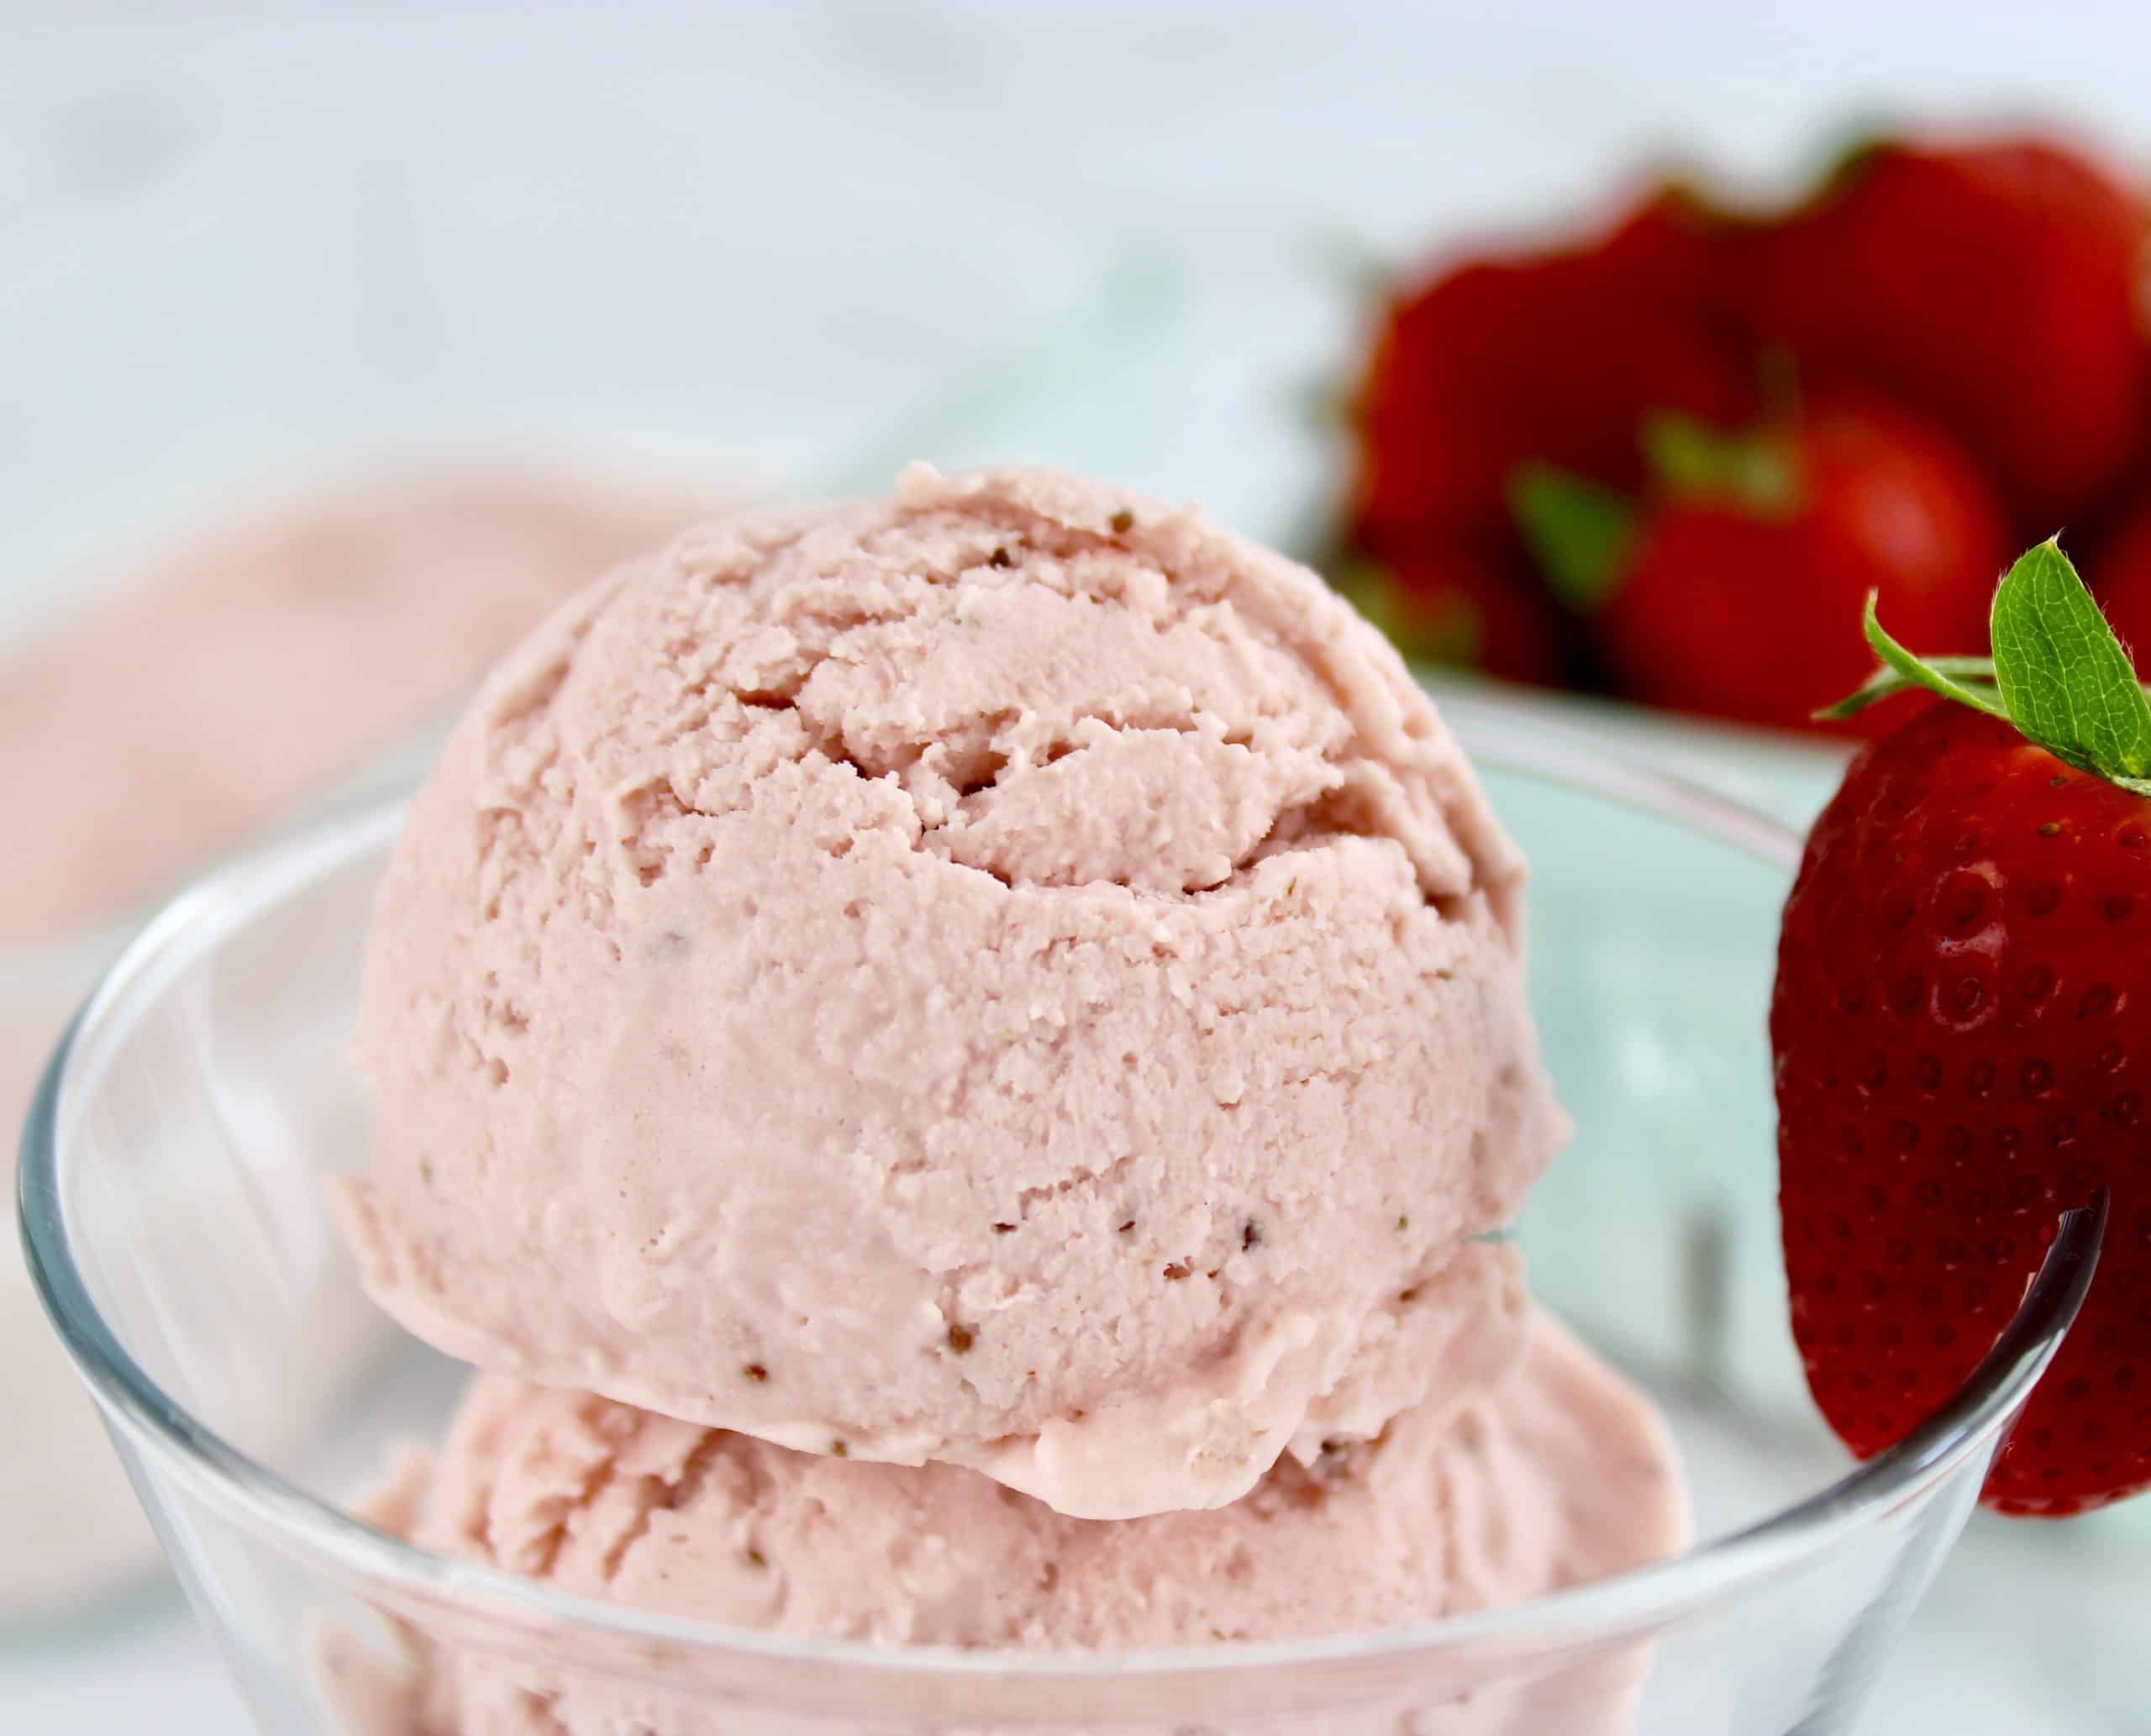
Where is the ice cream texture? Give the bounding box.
[340,463,1569,1520]
[355,1306,1685,1736]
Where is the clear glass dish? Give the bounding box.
[1,918,167,1627]
[18,701,2095,1736]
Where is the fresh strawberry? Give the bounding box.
[1335,540,1570,687]
[1512,396,2006,733]
[2086,501,2151,671]
[1746,136,2151,525]
[1773,539,2151,1513]
[1351,185,1757,543]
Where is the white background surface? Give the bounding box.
[5,3,2148,1732]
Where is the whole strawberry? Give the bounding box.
[1747,136,2150,525]
[1774,539,2151,1513]
[1512,396,2006,733]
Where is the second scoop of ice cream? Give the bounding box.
[356,1304,1686,1736]
[339,465,1565,1518]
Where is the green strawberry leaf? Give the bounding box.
[1642,410,1802,518]
[1824,538,2151,798]
[1507,464,1636,613]
[1990,538,2151,786]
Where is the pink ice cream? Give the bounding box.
[339,463,1565,1520]
[356,1306,1686,1736]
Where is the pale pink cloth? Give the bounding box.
[0,467,723,946]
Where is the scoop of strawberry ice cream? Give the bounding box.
[347,1305,1686,1736]
[338,464,1564,1519]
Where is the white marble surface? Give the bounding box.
[5,3,2149,1732]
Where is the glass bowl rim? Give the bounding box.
[14,698,2087,1691]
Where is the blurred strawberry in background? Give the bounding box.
[2087,499,2151,670]
[1511,396,2005,733]
[1745,138,2148,527]
[1339,127,2151,729]
[1339,539,1572,687]
[1351,187,1757,544]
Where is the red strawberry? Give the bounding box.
[1513,396,2006,734]
[1773,539,2151,1514]
[1747,136,2150,525]
[1337,540,1570,687]
[1352,186,1757,543]
[2087,502,2151,670]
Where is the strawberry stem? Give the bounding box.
[1817,597,2006,720]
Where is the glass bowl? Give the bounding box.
[18,702,2094,1736]
[0,922,169,1627]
